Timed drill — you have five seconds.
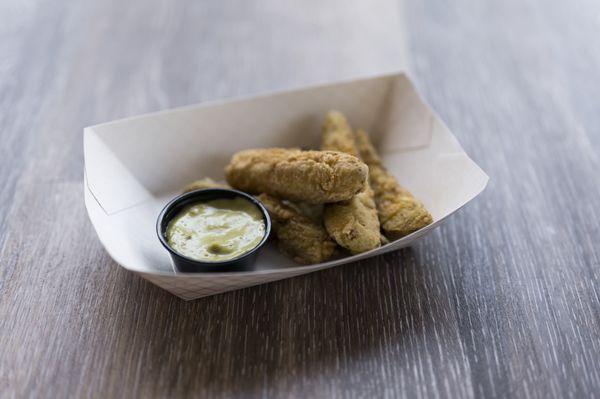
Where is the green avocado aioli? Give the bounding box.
[166,198,265,262]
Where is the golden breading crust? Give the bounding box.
[182,177,228,193]
[321,111,381,253]
[321,111,360,157]
[257,193,336,264]
[323,188,381,254]
[355,129,433,238]
[225,148,368,204]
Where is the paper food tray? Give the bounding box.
[83,72,489,300]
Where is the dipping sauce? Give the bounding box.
[166,198,266,262]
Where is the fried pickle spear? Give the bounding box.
[257,193,336,264]
[320,111,381,253]
[323,187,381,254]
[355,129,433,238]
[225,148,368,204]
[321,110,360,156]
[183,177,228,193]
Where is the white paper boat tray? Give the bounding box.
[84,72,489,300]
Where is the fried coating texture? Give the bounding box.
[323,188,381,254]
[257,193,336,264]
[286,201,324,225]
[182,177,228,193]
[225,148,368,204]
[321,111,360,157]
[321,111,381,253]
[356,129,433,238]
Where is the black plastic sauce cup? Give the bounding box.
[157,188,272,273]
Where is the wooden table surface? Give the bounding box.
[1,0,599,398]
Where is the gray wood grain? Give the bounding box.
[1,0,599,398]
